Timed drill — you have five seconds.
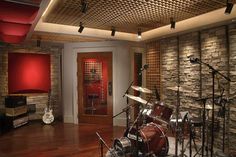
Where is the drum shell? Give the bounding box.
[146,104,173,126]
[124,122,169,156]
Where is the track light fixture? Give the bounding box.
[137,29,142,39]
[78,22,84,33]
[225,0,234,14]
[81,0,88,13]
[170,17,175,29]
[111,27,116,36]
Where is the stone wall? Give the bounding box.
[146,23,236,153]
[0,41,63,120]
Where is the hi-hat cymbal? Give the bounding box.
[131,86,152,94]
[125,94,153,106]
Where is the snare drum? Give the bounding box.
[113,137,132,156]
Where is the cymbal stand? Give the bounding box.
[122,81,134,128]
[96,132,118,157]
[180,112,189,157]
[220,98,228,153]
[196,97,208,157]
[128,97,152,157]
[189,57,231,157]
[174,85,180,157]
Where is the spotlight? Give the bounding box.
[138,30,142,39]
[81,0,88,13]
[78,22,84,33]
[225,0,234,14]
[170,17,175,29]
[111,27,116,36]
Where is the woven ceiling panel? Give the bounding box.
[44,0,227,33]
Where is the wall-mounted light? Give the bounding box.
[81,0,88,13]
[225,0,234,14]
[138,29,142,39]
[170,17,175,29]
[111,27,116,36]
[78,22,84,33]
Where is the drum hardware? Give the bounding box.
[127,96,152,157]
[96,132,118,157]
[188,56,231,157]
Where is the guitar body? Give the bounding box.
[43,108,54,124]
[42,89,54,124]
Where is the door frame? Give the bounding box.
[77,52,113,125]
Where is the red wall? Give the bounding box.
[8,53,51,94]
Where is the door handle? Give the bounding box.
[108,81,112,96]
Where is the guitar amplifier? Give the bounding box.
[5,96,26,108]
[5,106,27,117]
[5,113,29,129]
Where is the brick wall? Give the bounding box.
[0,42,63,120]
[146,23,236,153]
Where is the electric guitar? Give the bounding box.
[42,89,54,124]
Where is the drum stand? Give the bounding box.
[96,132,118,157]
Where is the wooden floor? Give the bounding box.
[0,121,125,157]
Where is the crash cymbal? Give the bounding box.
[125,94,153,106]
[131,85,152,94]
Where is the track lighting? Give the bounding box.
[111,27,116,36]
[170,17,175,29]
[138,30,142,39]
[225,0,234,14]
[81,0,88,13]
[78,22,84,33]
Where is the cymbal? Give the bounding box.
[167,86,189,93]
[189,104,220,110]
[131,86,152,94]
[125,94,153,106]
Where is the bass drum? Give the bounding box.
[124,122,169,156]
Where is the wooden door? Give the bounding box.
[77,52,113,125]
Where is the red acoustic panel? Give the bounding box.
[0,34,26,43]
[8,53,51,94]
[0,1,39,24]
[0,21,31,36]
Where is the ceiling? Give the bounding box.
[0,0,236,43]
[43,0,227,34]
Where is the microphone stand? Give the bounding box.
[122,81,134,128]
[191,58,231,157]
[96,132,118,157]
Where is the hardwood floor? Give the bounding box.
[0,121,125,157]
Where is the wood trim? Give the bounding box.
[77,52,113,125]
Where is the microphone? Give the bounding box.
[139,64,149,75]
[154,86,160,101]
[187,55,199,64]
